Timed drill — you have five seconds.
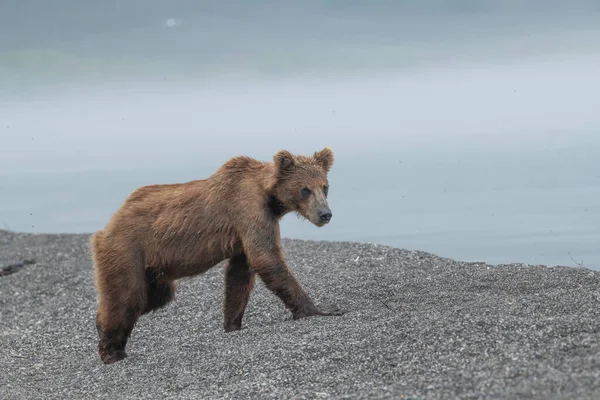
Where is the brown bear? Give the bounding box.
[91,147,344,364]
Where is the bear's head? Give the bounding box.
[272,147,334,227]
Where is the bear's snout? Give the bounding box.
[318,208,332,224]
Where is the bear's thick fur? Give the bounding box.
[91,147,343,364]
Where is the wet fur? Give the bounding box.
[91,147,342,364]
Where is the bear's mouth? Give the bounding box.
[311,216,331,227]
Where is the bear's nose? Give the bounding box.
[318,210,332,222]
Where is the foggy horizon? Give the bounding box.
[2,0,600,93]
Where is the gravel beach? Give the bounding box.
[1,229,599,399]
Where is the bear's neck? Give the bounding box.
[267,195,287,219]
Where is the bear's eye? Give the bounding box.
[300,187,311,198]
[323,185,329,196]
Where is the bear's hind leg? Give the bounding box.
[94,256,147,364]
[223,253,256,332]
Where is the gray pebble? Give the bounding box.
[1,230,599,399]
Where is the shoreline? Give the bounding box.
[0,229,588,272]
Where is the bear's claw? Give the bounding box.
[318,304,347,317]
[293,304,347,320]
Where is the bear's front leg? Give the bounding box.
[249,252,345,320]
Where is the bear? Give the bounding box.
[91,147,344,364]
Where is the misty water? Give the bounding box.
[1,2,599,269]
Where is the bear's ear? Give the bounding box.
[313,147,334,172]
[274,150,295,173]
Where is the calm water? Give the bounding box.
[2,57,599,269]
